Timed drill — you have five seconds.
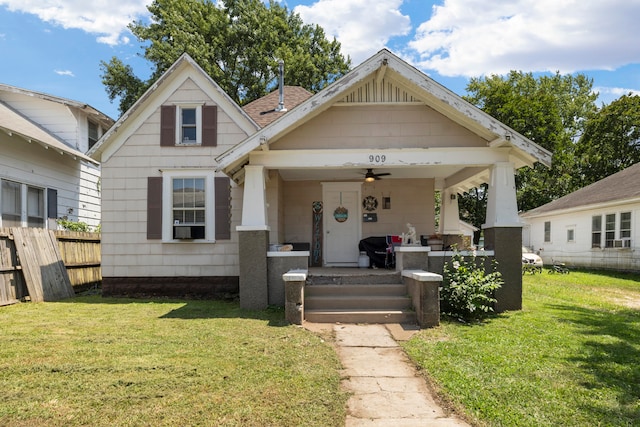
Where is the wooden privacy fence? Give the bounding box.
[0,228,101,306]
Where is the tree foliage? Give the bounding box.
[575,94,640,185]
[462,71,598,217]
[100,0,351,116]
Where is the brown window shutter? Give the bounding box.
[147,177,163,239]
[215,176,231,240]
[160,105,176,146]
[202,105,218,147]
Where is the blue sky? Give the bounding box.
[1,0,639,121]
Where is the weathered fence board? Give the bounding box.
[0,228,101,306]
[54,231,101,290]
[12,228,75,302]
[0,228,26,305]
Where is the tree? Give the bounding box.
[101,0,351,116]
[458,185,488,245]
[575,94,640,184]
[461,71,598,222]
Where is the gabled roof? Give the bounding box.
[242,86,312,127]
[522,162,640,217]
[216,48,552,177]
[0,83,114,127]
[88,53,259,162]
[0,100,98,164]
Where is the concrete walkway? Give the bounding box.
[317,323,471,426]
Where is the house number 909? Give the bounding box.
[369,154,386,163]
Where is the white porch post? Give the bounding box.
[240,165,268,227]
[483,162,520,228]
[482,161,523,312]
[440,188,461,235]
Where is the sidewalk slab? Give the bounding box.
[329,323,471,427]
[335,324,397,347]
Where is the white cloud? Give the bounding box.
[595,86,640,105]
[294,0,411,64]
[0,0,150,45]
[408,0,640,77]
[54,69,74,77]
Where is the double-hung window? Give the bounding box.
[620,212,632,247]
[605,214,616,248]
[149,170,223,241]
[544,221,551,243]
[1,179,45,228]
[88,120,100,149]
[592,212,632,248]
[172,176,206,239]
[1,180,21,227]
[592,215,602,248]
[178,106,200,144]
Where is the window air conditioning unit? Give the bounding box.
[173,225,205,239]
[613,239,625,248]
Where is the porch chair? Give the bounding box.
[385,235,402,269]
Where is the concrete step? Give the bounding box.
[307,271,402,285]
[305,295,412,310]
[305,309,416,324]
[305,284,408,297]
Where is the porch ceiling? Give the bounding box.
[275,164,489,194]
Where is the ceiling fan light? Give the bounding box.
[364,169,376,182]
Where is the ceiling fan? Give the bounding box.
[363,168,391,182]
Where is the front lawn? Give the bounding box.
[403,269,640,426]
[0,297,347,426]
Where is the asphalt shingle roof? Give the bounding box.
[242,86,312,128]
[522,162,640,216]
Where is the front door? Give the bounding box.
[322,182,362,266]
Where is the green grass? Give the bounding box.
[0,297,348,426]
[403,269,640,427]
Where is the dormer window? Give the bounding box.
[88,120,100,149]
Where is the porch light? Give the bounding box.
[364,170,376,182]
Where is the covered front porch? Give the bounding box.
[235,159,522,321]
[215,49,551,324]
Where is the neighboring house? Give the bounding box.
[89,49,551,312]
[0,84,114,230]
[521,163,640,272]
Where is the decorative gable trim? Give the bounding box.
[336,76,422,104]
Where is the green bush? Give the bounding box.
[56,218,91,232]
[440,249,503,322]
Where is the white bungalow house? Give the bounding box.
[0,84,113,230]
[89,49,551,319]
[520,163,640,272]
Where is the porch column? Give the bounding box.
[238,165,270,310]
[241,165,268,226]
[482,162,523,312]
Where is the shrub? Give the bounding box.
[440,249,503,322]
[57,218,91,232]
